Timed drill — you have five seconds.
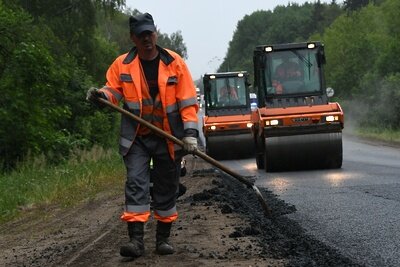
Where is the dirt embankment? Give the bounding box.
[0,156,361,267]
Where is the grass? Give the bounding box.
[356,126,400,145]
[0,146,125,224]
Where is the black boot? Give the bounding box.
[156,221,174,255]
[120,222,145,257]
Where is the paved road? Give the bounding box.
[216,134,400,267]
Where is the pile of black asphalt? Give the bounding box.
[187,168,363,267]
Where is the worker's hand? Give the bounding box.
[86,87,106,108]
[182,137,197,153]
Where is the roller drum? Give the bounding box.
[206,133,255,160]
[264,132,342,172]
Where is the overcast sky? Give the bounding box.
[125,0,340,81]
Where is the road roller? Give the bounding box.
[252,41,344,172]
[202,71,255,160]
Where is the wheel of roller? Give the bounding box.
[264,132,343,172]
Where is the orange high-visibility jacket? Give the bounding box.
[136,87,164,136]
[99,46,199,158]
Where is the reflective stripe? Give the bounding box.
[154,99,162,108]
[167,76,178,84]
[110,90,123,102]
[142,98,153,106]
[154,212,178,223]
[166,103,178,113]
[120,137,132,148]
[142,114,163,123]
[126,101,140,110]
[120,73,133,82]
[184,121,199,130]
[152,115,163,123]
[178,97,197,109]
[121,211,151,223]
[103,86,123,101]
[154,206,177,217]
[126,204,151,213]
[142,114,153,121]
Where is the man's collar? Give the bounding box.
[123,45,174,66]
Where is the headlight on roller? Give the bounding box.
[325,115,339,122]
[265,119,280,126]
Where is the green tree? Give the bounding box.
[0,25,70,168]
[375,0,400,76]
[268,3,314,43]
[312,0,343,35]
[322,0,400,129]
[0,2,119,170]
[344,0,370,11]
[222,10,273,75]
[4,0,125,80]
[97,7,134,53]
[157,31,188,59]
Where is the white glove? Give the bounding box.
[182,137,197,153]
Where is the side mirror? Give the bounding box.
[326,87,334,97]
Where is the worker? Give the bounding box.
[86,12,199,258]
[219,86,240,105]
[272,54,303,94]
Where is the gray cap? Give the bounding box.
[129,13,156,35]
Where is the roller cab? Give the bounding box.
[252,42,344,171]
[202,71,255,159]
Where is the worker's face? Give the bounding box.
[131,31,157,52]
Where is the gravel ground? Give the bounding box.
[191,166,363,267]
[0,156,364,266]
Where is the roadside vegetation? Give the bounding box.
[0,146,125,223]
[1,0,399,224]
[355,127,400,144]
